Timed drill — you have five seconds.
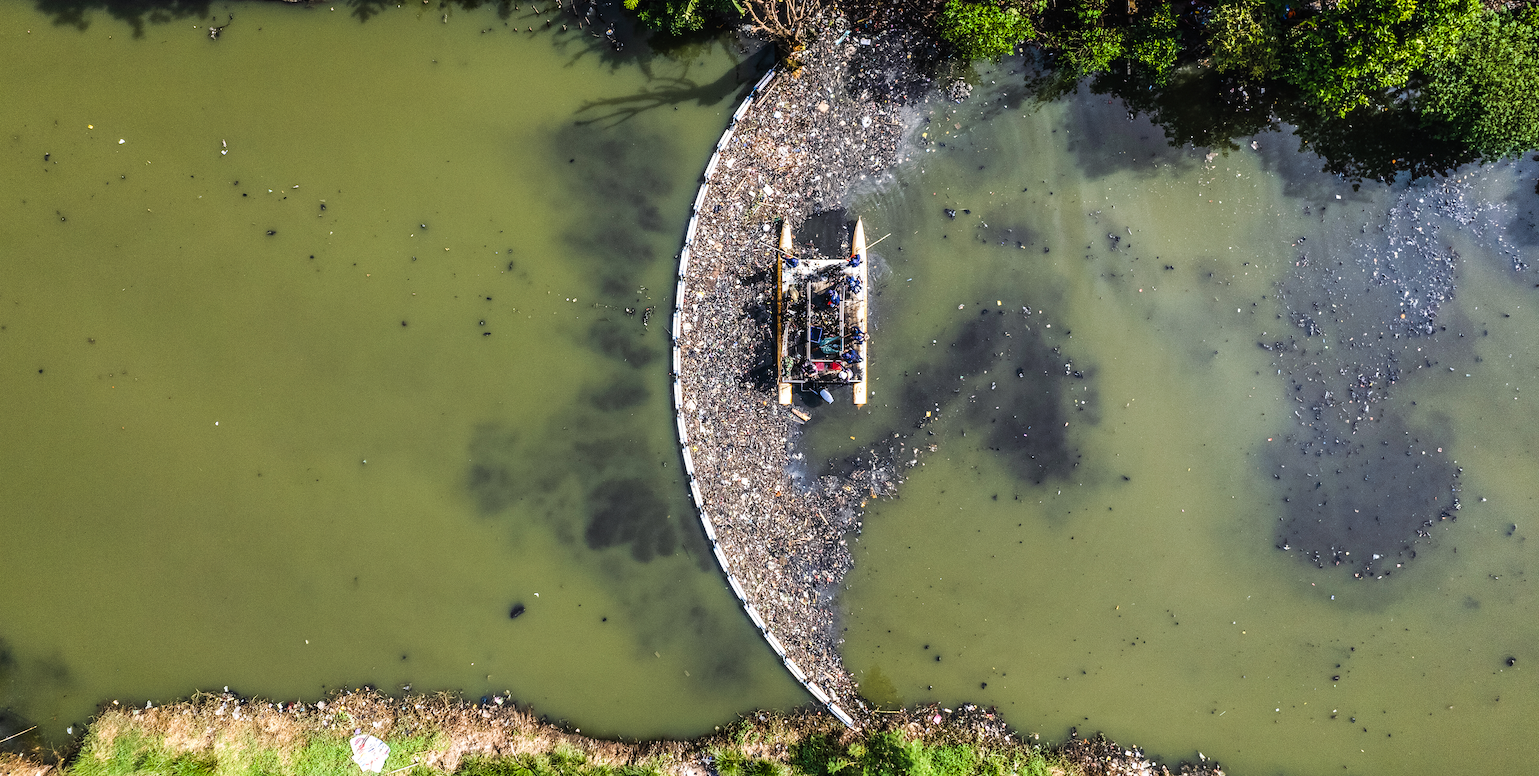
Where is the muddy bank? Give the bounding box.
[0,689,1226,776]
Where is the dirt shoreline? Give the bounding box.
[0,689,1224,775]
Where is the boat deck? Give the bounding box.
[776,218,869,406]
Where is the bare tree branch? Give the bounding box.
[743,0,819,55]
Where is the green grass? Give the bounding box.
[454,746,667,776]
[69,729,219,776]
[788,729,1054,776]
[67,720,446,776]
[50,693,1063,776]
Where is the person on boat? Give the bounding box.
[846,277,862,295]
[842,349,862,364]
[783,254,799,268]
[851,326,866,344]
[825,289,841,307]
[848,253,861,267]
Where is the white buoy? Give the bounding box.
[819,388,835,404]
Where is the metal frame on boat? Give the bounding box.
[775,217,869,406]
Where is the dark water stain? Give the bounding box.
[1063,80,1203,181]
[586,372,648,411]
[553,122,684,371]
[0,706,43,757]
[588,320,659,366]
[466,423,522,515]
[0,637,71,751]
[470,411,699,566]
[573,53,761,129]
[584,477,677,562]
[793,209,851,259]
[34,0,212,36]
[1269,412,1460,578]
[814,302,1086,489]
[1087,67,1275,158]
[1259,182,1479,576]
[1074,63,1476,185]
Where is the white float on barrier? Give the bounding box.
[667,63,866,731]
[828,705,856,728]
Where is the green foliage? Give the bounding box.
[1053,25,1127,79]
[855,732,917,776]
[939,0,1041,62]
[1419,9,1539,157]
[1125,4,1182,77]
[788,730,1052,776]
[69,724,444,776]
[1285,0,1480,116]
[457,746,664,776]
[623,0,741,36]
[69,730,217,776]
[711,747,750,776]
[1206,0,1283,78]
[1050,0,1117,77]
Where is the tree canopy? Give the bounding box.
[619,0,1539,162]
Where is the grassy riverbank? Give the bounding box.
[0,690,1211,776]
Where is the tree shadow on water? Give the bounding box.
[1078,65,1478,184]
[34,0,212,35]
[572,60,761,128]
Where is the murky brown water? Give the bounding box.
[0,0,805,745]
[818,64,1539,776]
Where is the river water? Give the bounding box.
[818,65,1539,776]
[4,4,1538,774]
[0,0,805,742]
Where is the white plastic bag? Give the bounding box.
[349,734,391,773]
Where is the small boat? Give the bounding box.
[775,217,869,406]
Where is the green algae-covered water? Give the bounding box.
[0,0,805,741]
[6,3,1539,772]
[820,66,1539,775]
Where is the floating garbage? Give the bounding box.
[349,734,390,773]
